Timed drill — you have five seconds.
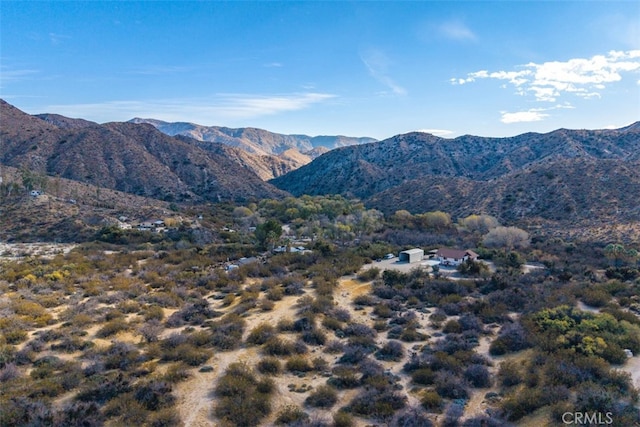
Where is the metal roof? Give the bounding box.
[400,248,424,255]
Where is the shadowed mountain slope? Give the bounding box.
[1,100,287,202]
[272,124,640,222]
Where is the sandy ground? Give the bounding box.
[576,300,602,314]
[173,275,411,427]
[173,289,307,426]
[620,356,640,389]
[0,242,76,260]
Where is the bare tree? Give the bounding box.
[482,226,529,250]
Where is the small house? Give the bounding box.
[436,248,479,266]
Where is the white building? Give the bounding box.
[435,248,479,266]
[399,248,424,263]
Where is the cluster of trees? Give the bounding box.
[491,305,640,424]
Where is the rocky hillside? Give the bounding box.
[172,135,304,181]
[367,158,640,222]
[1,100,287,203]
[129,118,377,174]
[0,165,176,242]
[272,125,640,222]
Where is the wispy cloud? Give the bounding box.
[360,48,407,96]
[452,50,640,103]
[215,93,335,118]
[597,13,640,48]
[263,62,283,68]
[437,19,477,42]
[45,92,336,123]
[0,67,39,83]
[127,65,192,75]
[49,32,71,46]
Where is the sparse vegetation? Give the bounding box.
[0,191,638,426]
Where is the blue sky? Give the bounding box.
[1,1,639,140]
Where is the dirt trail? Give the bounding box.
[173,276,387,426]
[620,355,640,389]
[175,290,302,426]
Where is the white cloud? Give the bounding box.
[45,92,336,124]
[263,62,283,68]
[500,110,549,124]
[453,50,640,102]
[416,128,454,137]
[500,103,574,124]
[360,48,407,96]
[438,19,477,42]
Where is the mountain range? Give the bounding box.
[271,124,640,223]
[129,117,377,174]
[2,99,639,230]
[0,100,285,202]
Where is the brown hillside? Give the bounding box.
[0,165,174,242]
[1,100,287,203]
[272,125,640,224]
[367,159,640,222]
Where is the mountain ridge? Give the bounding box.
[1,100,287,202]
[271,122,640,223]
[4,99,639,227]
[129,117,378,160]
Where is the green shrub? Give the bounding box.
[497,360,522,387]
[259,298,275,311]
[214,362,273,426]
[257,357,282,375]
[134,380,175,410]
[263,337,295,356]
[305,384,338,408]
[581,289,611,307]
[277,318,295,332]
[421,390,443,412]
[162,363,191,383]
[285,355,313,373]
[222,293,235,307]
[358,267,380,282]
[96,319,129,338]
[443,319,462,334]
[210,314,246,350]
[148,407,183,427]
[144,305,165,321]
[412,368,435,386]
[333,410,355,427]
[266,287,284,301]
[275,405,309,425]
[246,323,276,345]
[161,343,212,366]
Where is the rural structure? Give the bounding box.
[399,248,424,263]
[435,248,479,266]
